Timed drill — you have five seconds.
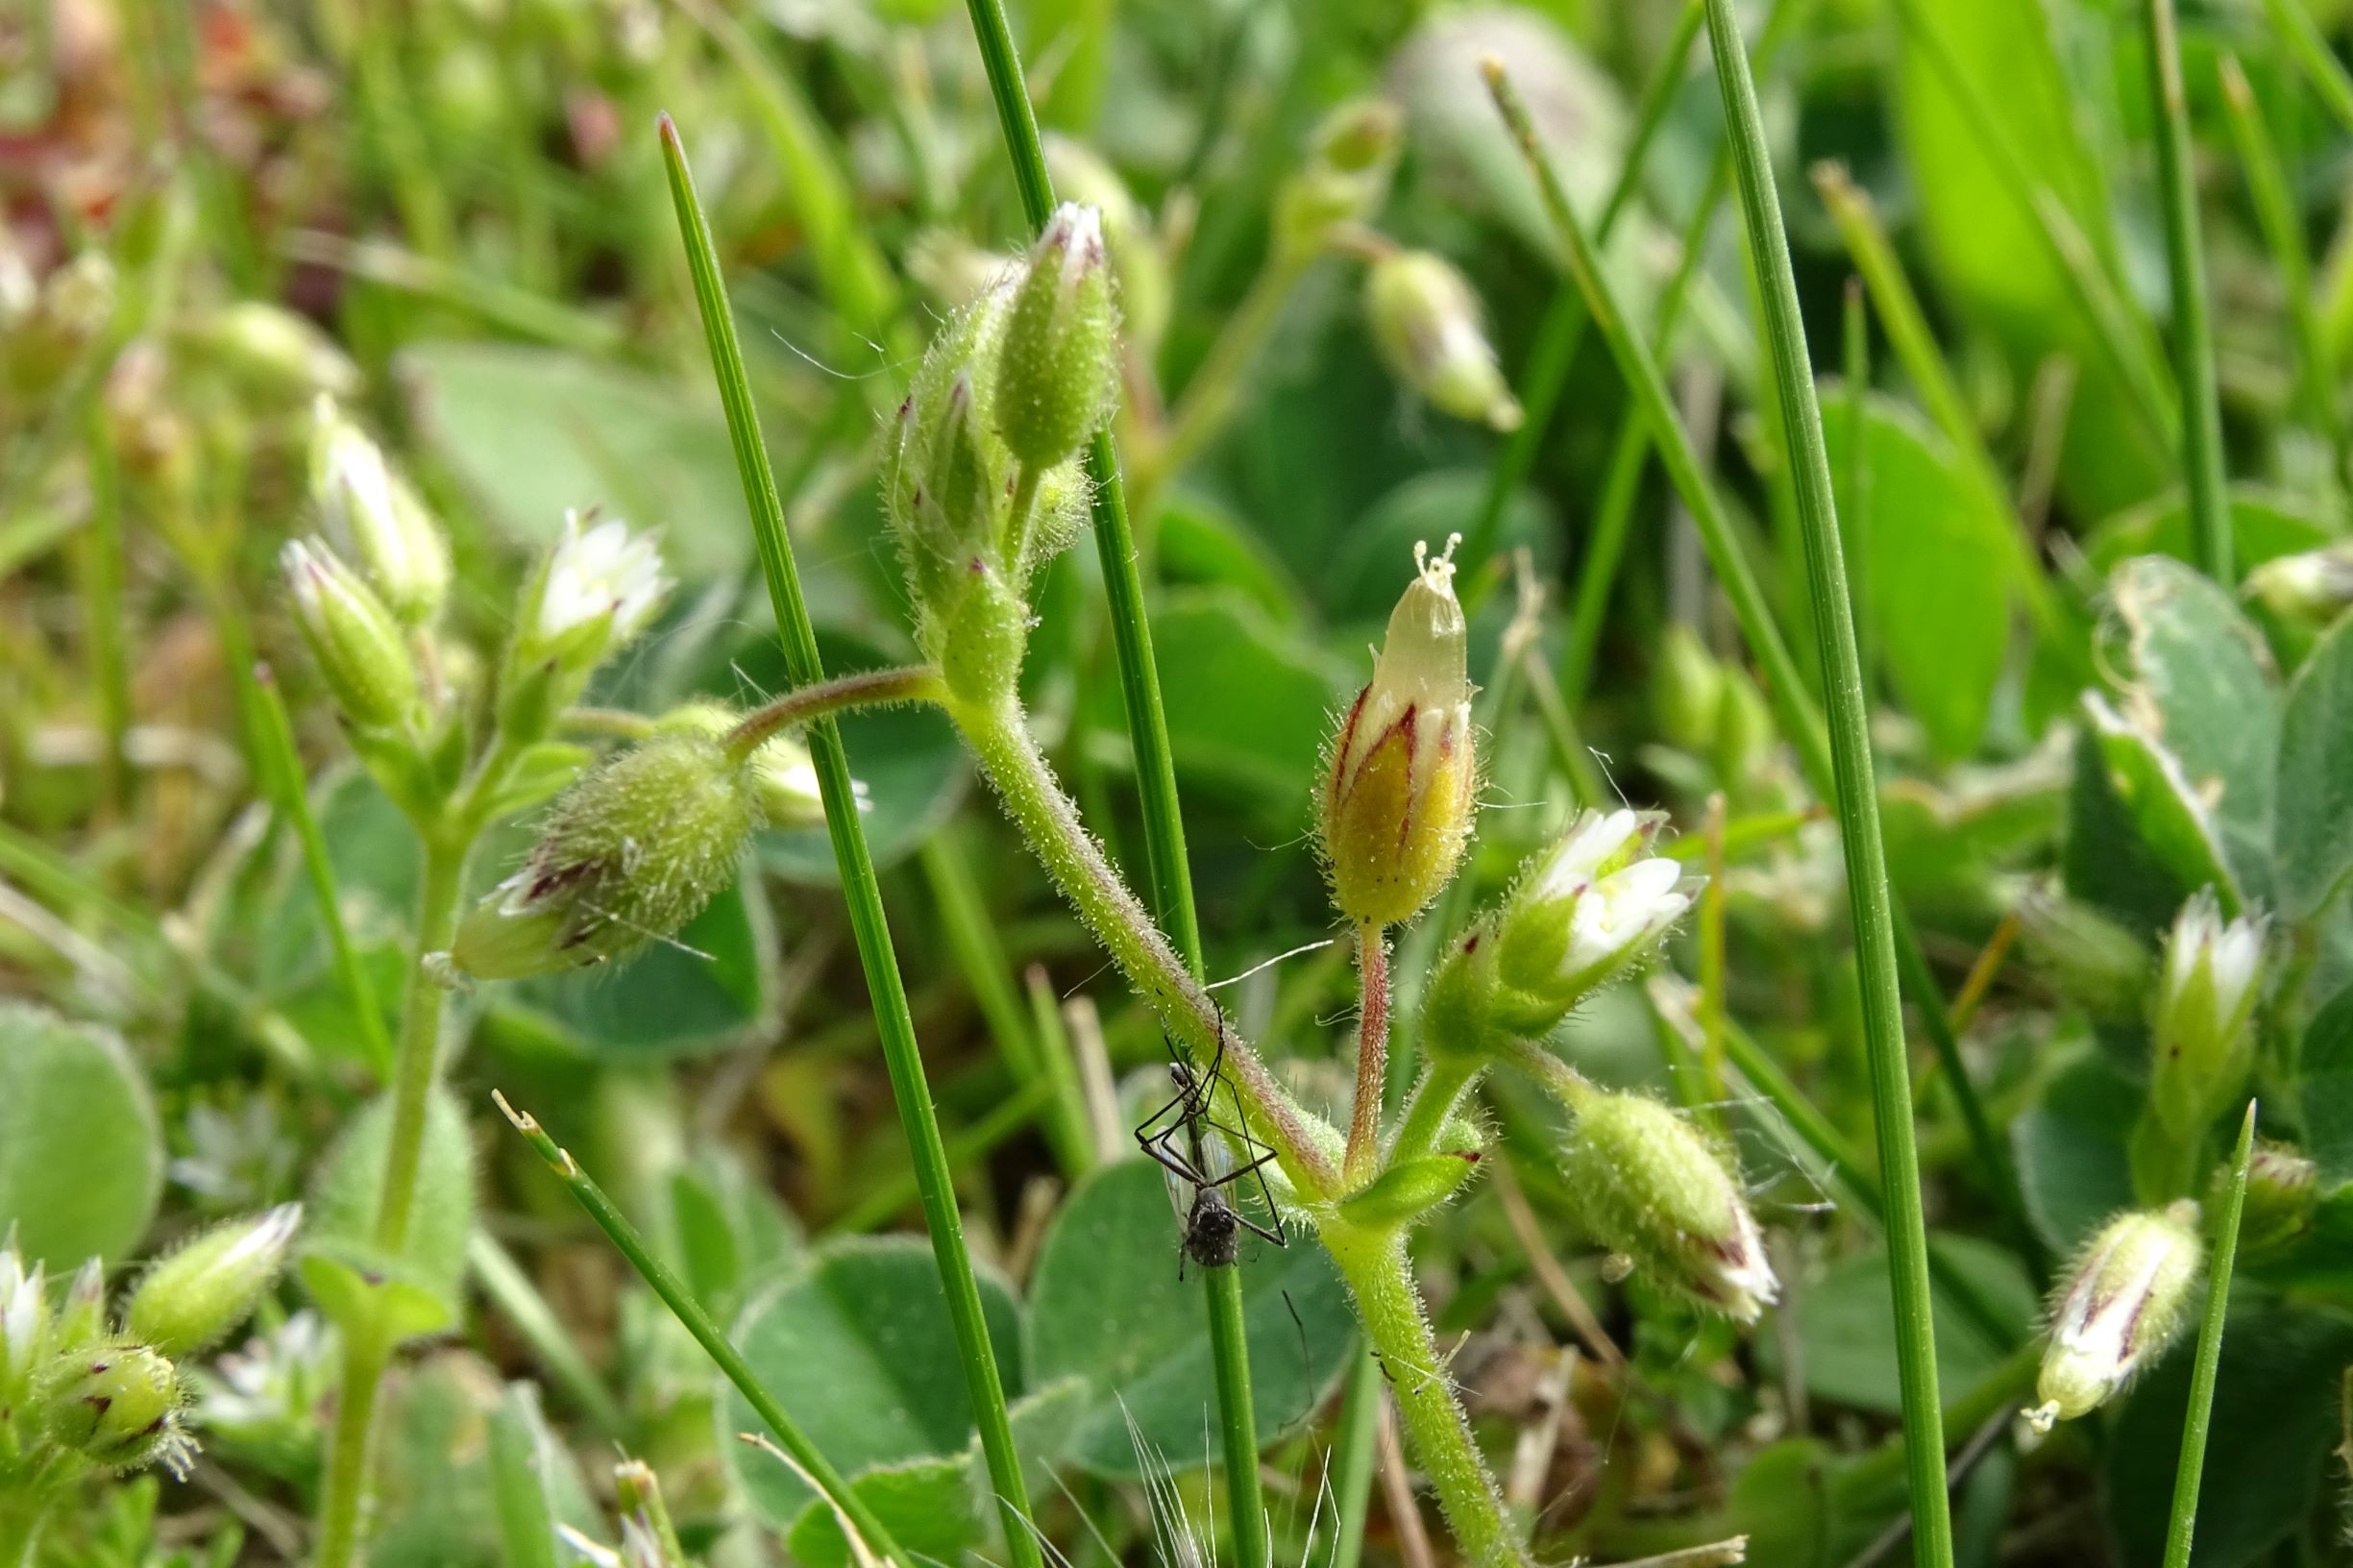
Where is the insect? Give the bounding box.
[1134,1022,1287,1277]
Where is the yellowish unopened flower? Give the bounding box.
[1319,537,1476,927]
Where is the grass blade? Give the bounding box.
[951,10,1277,1566]
[493,1094,911,1568]
[2260,0,2353,136]
[2142,0,2234,584]
[1695,5,1950,1563]
[657,116,1044,1568]
[2160,1101,2256,1568]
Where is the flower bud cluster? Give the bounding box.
[1275,99,1403,259]
[1556,1088,1778,1322]
[1365,251,1520,431]
[883,205,1115,703]
[451,728,763,980]
[1319,538,1477,928]
[2027,1201,2204,1432]
[2148,889,2265,1140]
[0,1209,298,1489]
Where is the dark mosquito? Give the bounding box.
[1134,1021,1287,1278]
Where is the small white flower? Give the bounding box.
[1502,809,1699,1013]
[1,1253,44,1376]
[1561,855,1694,983]
[2160,890,2264,1032]
[2150,888,2266,1137]
[537,511,669,648]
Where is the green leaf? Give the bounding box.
[2298,987,2353,1184]
[1084,587,1346,826]
[721,1236,1026,1527]
[2082,485,2336,577]
[487,1384,564,1568]
[2099,556,2280,902]
[1753,1234,2035,1415]
[2105,1303,2353,1568]
[2079,694,2239,914]
[367,1351,598,1568]
[1025,1159,1357,1479]
[2064,728,2196,936]
[1326,469,1557,627]
[1723,1439,1841,1566]
[669,1144,805,1313]
[2013,1049,2141,1254]
[2275,613,2353,919]
[308,1087,476,1328]
[1820,394,2015,759]
[0,1001,161,1269]
[1157,497,1311,625]
[401,340,755,579]
[783,1456,980,1568]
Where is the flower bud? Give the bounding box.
[186,301,361,399]
[282,538,420,731]
[124,1204,302,1359]
[1419,919,1509,1065]
[1492,810,1697,1033]
[1276,99,1403,257]
[2227,1139,2317,1258]
[39,1342,195,1477]
[0,1244,48,1393]
[654,701,830,829]
[1653,625,1726,753]
[994,202,1119,471]
[52,1259,106,1353]
[311,397,449,625]
[1558,1090,1777,1321]
[2149,890,2265,1139]
[1320,538,1476,927]
[1338,1152,1482,1228]
[1366,251,1521,431]
[2013,883,2152,1023]
[1044,135,1170,353]
[2026,1201,2203,1432]
[2244,542,2353,627]
[450,731,761,979]
[501,512,670,739]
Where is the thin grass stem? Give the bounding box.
[492,1093,913,1568]
[2143,0,2234,583]
[658,116,1044,1568]
[2159,1101,2256,1568]
[1694,6,1949,1561]
[2260,0,2353,136]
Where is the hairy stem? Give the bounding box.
[1389,1059,1480,1169]
[1323,1223,1524,1568]
[1346,925,1390,1185]
[953,696,1337,1193]
[722,665,945,758]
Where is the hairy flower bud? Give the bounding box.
[40,1342,194,1477]
[2026,1201,2203,1433]
[1044,135,1169,353]
[1320,538,1476,927]
[125,1204,302,1359]
[1558,1089,1777,1321]
[282,538,420,731]
[994,203,1118,470]
[500,512,671,740]
[311,397,449,625]
[450,731,761,979]
[2149,890,2265,1139]
[2228,1139,2318,1258]
[655,701,831,829]
[1366,251,1521,431]
[1492,810,1697,1033]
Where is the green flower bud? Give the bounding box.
[451,731,761,979]
[282,537,420,731]
[185,301,360,400]
[1366,250,1521,431]
[39,1342,194,1477]
[52,1259,107,1355]
[886,288,1012,602]
[311,397,449,625]
[2225,1139,2317,1258]
[1557,1089,1777,1321]
[654,702,830,829]
[2014,884,2152,1023]
[1320,538,1476,927]
[1337,1152,1482,1229]
[2244,542,2353,627]
[2149,890,2266,1139]
[501,512,671,741]
[1419,919,1508,1066]
[2026,1201,2202,1432]
[1653,625,1726,754]
[125,1204,302,1359]
[993,202,1119,471]
[1276,99,1403,257]
[1492,810,1698,1034]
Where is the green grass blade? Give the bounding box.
[1460,0,1705,574]
[1696,5,1951,1564]
[492,1093,912,1568]
[657,116,1045,1568]
[2260,0,2353,135]
[2160,1102,2256,1568]
[2142,0,2234,584]
[950,12,1278,1565]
